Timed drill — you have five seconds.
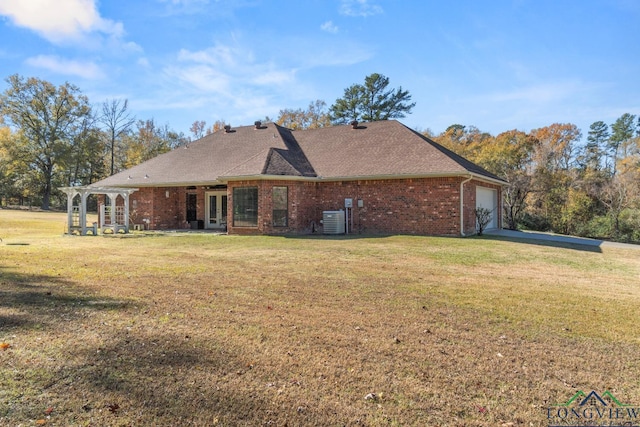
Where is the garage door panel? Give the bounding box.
[476,187,498,229]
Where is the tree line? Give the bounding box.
[0,75,189,209]
[1,73,638,243]
[432,120,640,243]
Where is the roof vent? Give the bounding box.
[224,124,231,133]
[254,120,262,129]
[350,120,359,129]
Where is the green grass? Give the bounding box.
[1,209,640,426]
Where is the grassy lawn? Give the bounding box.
[1,209,640,426]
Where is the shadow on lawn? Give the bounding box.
[72,332,289,424]
[0,265,130,331]
[0,266,326,424]
[39,327,330,425]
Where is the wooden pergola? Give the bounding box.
[60,186,138,235]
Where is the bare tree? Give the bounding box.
[206,120,227,135]
[190,120,206,140]
[600,174,638,237]
[99,99,135,175]
[475,207,494,236]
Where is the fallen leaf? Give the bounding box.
[107,403,120,413]
[44,407,54,415]
[0,342,10,350]
[36,420,46,425]
[364,393,378,401]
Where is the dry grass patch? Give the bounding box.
[1,210,640,426]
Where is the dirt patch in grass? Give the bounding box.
[1,211,640,425]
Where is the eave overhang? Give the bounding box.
[85,171,507,189]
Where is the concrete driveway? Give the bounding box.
[485,229,640,250]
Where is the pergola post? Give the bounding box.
[80,191,89,235]
[66,191,76,234]
[99,198,105,230]
[107,193,116,230]
[123,193,130,233]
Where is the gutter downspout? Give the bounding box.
[460,175,473,237]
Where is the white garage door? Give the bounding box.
[476,187,498,230]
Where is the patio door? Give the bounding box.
[186,193,197,222]
[205,191,228,229]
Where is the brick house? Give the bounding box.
[90,120,506,236]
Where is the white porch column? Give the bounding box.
[66,191,75,234]
[107,194,115,228]
[99,202,105,229]
[123,192,130,233]
[80,191,89,235]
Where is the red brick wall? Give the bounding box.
[130,177,502,236]
[225,177,501,236]
[127,187,204,230]
[308,177,464,235]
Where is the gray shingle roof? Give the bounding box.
[92,120,504,187]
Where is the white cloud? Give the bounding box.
[156,0,210,12]
[25,54,105,79]
[109,40,144,55]
[339,0,383,17]
[0,0,123,43]
[160,0,209,5]
[296,44,374,68]
[174,44,296,90]
[177,45,240,68]
[487,82,581,104]
[251,70,296,85]
[320,20,339,33]
[151,41,305,127]
[139,35,372,130]
[166,64,231,94]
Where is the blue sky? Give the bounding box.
[0,0,638,139]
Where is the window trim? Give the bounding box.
[232,186,258,227]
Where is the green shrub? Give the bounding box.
[518,212,551,232]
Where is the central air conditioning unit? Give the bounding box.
[323,210,345,234]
